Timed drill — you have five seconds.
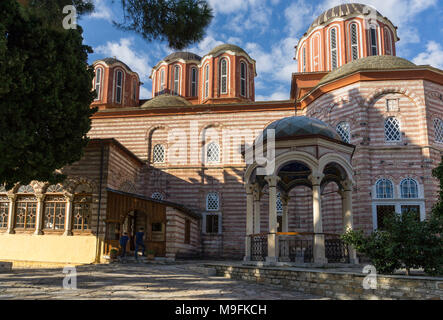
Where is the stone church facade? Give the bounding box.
[0,3,442,265]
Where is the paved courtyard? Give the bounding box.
[0,262,327,300]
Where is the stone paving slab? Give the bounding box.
[0,263,328,300]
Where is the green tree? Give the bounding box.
[0,0,96,189]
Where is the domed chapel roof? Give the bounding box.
[259,116,343,142]
[141,94,191,108]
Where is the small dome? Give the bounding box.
[259,116,342,142]
[307,3,385,35]
[318,55,416,86]
[93,57,133,72]
[163,52,201,63]
[141,94,191,108]
[207,44,249,57]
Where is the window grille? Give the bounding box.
[206,193,220,211]
[240,62,247,97]
[0,198,9,228]
[385,117,401,142]
[330,28,338,70]
[206,142,220,163]
[151,192,164,201]
[18,185,34,193]
[15,196,37,229]
[47,184,64,193]
[400,178,419,199]
[336,122,351,143]
[44,195,66,230]
[73,195,91,230]
[434,118,443,143]
[376,179,394,199]
[350,23,358,60]
[276,192,283,214]
[153,144,165,163]
[220,59,228,94]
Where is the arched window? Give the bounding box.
[433,118,443,143]
[330,27,338,70]
[160,68,165,91]
[191,67,198,96]
[153,144,165,163]
[173,65,180,96]
[376,179,394,199]
[312,33,320,71]
[220,58,228,94]
[133,79,137,100]
[385,117,401,142]
[276,192,283,214]
[114,69,123,104]
[44,189,66,231]
[15,185,37,230]
[0,195,9,229]
[240,62,247,97]
[384,28,393,55]
[369,25,378,56]
[94,67,103,101]
[350,23,359,60]
[336,121,351,143]
[151,192,164,201]
[206,192,220,211]
[400,178,419,199]
[73,189,92,231]
[206,142,220,163]
[204,64,210,98]
[302,46,307,72]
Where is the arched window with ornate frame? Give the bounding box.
[114,69,124,104]
[219,58,228,95]
[15,185,37,230]
[73,184,92,231]
[375,179,394,199]
[94,67,104,101]
[400,178,419,199]
[44,184,66,231]
[190,67,198,97]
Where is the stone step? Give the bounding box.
[186,265,217,276]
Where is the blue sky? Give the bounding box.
[79,0,443,101]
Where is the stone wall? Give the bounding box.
[208,264,443,300]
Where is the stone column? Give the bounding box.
[309,172,327,264]
[341,179,358,264]
[34,193,45,235]
[281,194,289,233]
[265,175,280,263]
[6,194,16,234]
[253,184,261,234]
[63,193,74,236]
[244,184,254,261]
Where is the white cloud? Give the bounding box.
[139,87,152,100]
[188,33,224,56]
[256,90,289,101]
[95,38,151,81]
[88,0,113,21]
[412,41,443,69]
[284,0,316,37]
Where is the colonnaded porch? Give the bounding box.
[243,116,359,265]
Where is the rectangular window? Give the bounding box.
[152,222,163,232]
[73,197,91,230]
[376,205,395,229]
[0,200,9,228]
[386,99,399,112]
[277,215,283,233]
[44,197,66,230]
[205,214,219,234]
[184,219,191,244]
[15,199,37,230]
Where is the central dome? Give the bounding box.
[259,116,342,142]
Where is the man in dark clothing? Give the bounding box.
[119,232,129,259]
[134,228,146,260]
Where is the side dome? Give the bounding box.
[141,94,191,108]
[318,55,416,86]
[259,116,343,142]
[207,44,249,57]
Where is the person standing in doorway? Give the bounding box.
[119,232,129,261]
[134,227,146,260]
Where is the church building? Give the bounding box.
[0,3,442,266]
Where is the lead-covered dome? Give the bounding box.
[141,94,191,108]
[163,52,201,63]
[259,116,342,142]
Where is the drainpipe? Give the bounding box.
[95,141,105,263]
